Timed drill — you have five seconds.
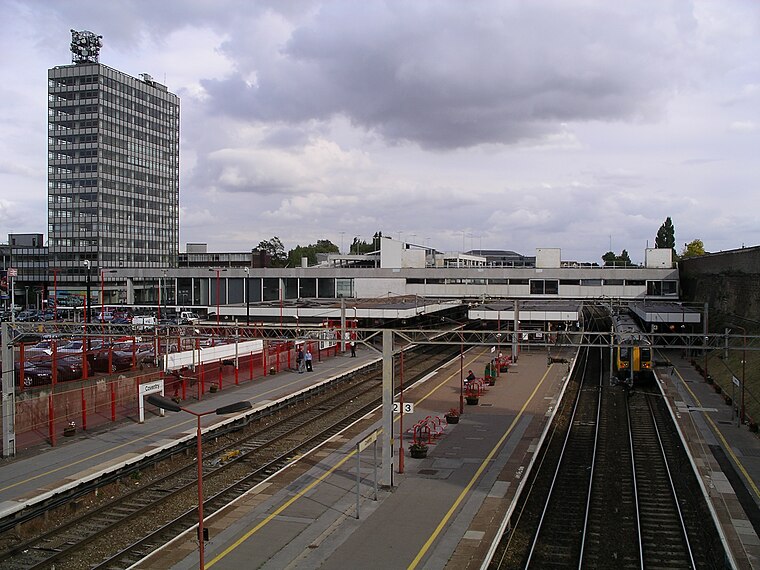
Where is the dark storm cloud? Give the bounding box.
[201,1,696,149]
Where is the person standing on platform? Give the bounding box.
[350,340,356,357]
[305,349,313,371]
[296,347,305,373]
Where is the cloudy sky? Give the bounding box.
[2,0,759,263]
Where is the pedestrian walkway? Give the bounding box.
[139,350,572,569]
[661,351,760,568]
[0,349,375,519]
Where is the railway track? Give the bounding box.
[629,386,726,568]
[523,346,602,567]
[0,342,459,570]
[491,342,727,568]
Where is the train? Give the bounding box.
[611,311,654,383]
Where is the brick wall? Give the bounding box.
[679,246,760,331]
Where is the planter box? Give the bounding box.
[409,447,428,459]
[445,415,459,424]
[465,397,479,405]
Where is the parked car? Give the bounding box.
[91,342,155,373]
[179,311,201,324]
[15,354,85,386]
[95,311,113,323]
[23,340,56,356]
[132,315,158,330]
[15,360,53,387]
[57,340,86,355]
[57,339,109,355]
[16,309,41,322]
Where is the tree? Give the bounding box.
[655,217,676,250]
[349,237,374,254]
[256,237,287,267]
[286,239,339,267]
[681,239,706,259]
[602,249,634,267]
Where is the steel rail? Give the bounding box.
[524,346,597,567]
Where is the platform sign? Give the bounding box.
[138,379,165,423]
[733,376,741,387]
[393,402,413,414]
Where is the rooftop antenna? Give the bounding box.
[70,29,103,64]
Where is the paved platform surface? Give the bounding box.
[661,351,760,569]
[142,348,572,569]
[0,349,372,516]
[148,348,760,570]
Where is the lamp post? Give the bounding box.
[208,268,227,325]
[100,270,105,322]
[460,331,464,414]
[155,269,168,323]
[51,268,58,321]
[146,395,252,569]
[244,267,250,326]
[83,259,91,324]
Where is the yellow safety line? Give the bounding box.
[0,417,196,492]
[674,367,760,500]
[208,350,490,566]
[0,378,302,493]
[408,365,554,570]
[207,445,356,567]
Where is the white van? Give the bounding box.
[132,315,158,330]
[179,311,200,324]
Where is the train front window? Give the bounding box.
[640,347,651,361]
[620,347,630,360]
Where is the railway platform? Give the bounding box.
[661,351,760,569]
[142,348,572,570]
[148,349,760,570]
[5,344,755,569]
[0,347,375,517]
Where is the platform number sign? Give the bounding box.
[393,402,414,414]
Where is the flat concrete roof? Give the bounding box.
[222,296,462,322]
[468,300,583,323]
[629,301,702,324]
